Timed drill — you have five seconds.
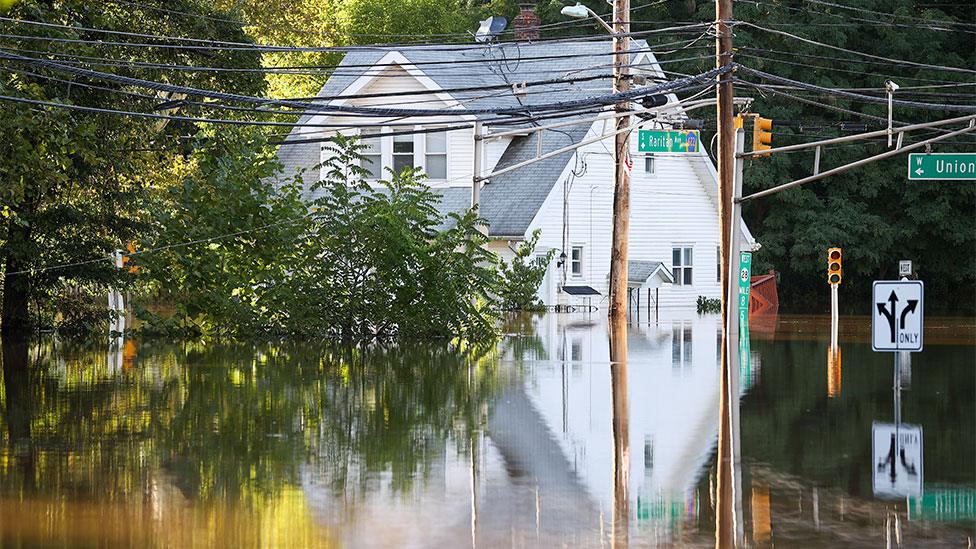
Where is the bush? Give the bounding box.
[696,296,721,314]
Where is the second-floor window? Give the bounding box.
[673,246,693,286]
[361,128,382,180]
[425,131,447,180]
[358,128,449,182]
[392,133,415,174]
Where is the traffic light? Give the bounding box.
[121,241,140,274]
[753,116,773,155]
[827,247,842,285]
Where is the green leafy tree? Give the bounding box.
[0,0,268,336]
[496,230,554,311]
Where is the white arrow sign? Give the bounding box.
[872,280,924,352]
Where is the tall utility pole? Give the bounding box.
[608,0,631,324]
[715,0,739,545]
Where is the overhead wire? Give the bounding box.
[737,66,976,112]
[734,21,976,75]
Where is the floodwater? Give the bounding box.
[0,313,973,547]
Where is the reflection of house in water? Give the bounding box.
[300,313,758,547]
[512,313,726,541]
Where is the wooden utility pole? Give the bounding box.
[715,0,739,545]
[608,0,631,324]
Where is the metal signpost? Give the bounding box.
[637,129,701,153]
[907,153,976,180]
[871,278,924,500]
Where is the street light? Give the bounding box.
[560,3,615,34]
[562,0,631,323]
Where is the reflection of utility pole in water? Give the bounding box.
[609,314,629,548]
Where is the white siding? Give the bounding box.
[526,119,725,310]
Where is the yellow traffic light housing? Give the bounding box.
[753,116,773,155]
[827,247,842,285]
[122,241,140,274]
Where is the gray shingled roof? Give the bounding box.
[628,260,674,285]
[272,40,656,238]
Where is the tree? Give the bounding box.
[0,0,268,336]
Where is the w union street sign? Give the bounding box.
[638,130,701,153]
[908,153,976,180]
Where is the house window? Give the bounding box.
[392,133,415,174]
[673,246,693,286]
[570,246,583,276]
[644,155,655,174]
[571,339,582,362]
[425,130,448,180]
[717,246,722,283]
[672,325,693,367]
[360,128,383,180]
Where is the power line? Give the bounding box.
[0,50,729,118]
[795,0,976,29]
[732,0,976,33]
[0,20,712,54]
[735,21,976,75]
[0,41,712,75]
[737,66,976,112]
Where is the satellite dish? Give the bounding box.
[474,16,507,43]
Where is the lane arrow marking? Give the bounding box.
[877,290,898,343]
[900,299,918,329]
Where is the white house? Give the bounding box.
[274,39,757,311]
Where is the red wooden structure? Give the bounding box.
[749,270,779,316]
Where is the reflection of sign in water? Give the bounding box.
[872,422,923,499]
[738,252,752,389]
[913,488,976,521]
[872,281,924,352]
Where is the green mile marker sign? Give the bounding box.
[738,251,753,390]
[638,130,701,153]
[908,153,976,180]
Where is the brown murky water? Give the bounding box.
[1,313,973,547]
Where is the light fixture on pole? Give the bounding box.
[885,80,899,147]
[560,3,615,33]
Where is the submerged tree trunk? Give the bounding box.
[1,223,33,338]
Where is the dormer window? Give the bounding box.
[392,133,415,174]
[358,127,450,182]
[425,130,448,180]
[361,128,383,180]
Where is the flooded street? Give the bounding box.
[1,313,973,547]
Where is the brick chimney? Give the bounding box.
[514,2,541,41]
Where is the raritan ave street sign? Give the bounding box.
[907,153,976,180]
[872,280,924,352]
[638,130,701,153]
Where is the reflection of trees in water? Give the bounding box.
[0,339,503,504]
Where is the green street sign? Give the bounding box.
[738,252,753,389]
[638,130,701,153]
[908,153,976,180]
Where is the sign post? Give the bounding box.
[871,278,924,500]
[907,153,976,180]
